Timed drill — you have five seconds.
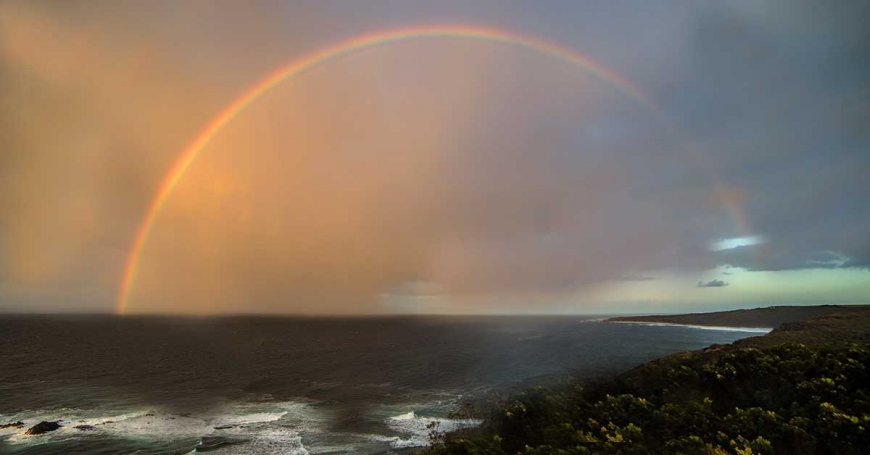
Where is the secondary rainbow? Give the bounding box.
[116,24,668,314]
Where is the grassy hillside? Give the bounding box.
[424,308,870,454]
[608,304,870,328]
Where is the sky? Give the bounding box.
[1,0,868,315]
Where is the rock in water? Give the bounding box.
[0,421,24,429]
[25,421,62,435]
[74,424,96,431]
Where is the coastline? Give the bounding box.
[425,305,870,454]
[607,319,772,333]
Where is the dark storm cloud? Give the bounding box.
[697,279,728,288]
[661,0,870,272]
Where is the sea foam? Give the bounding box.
[383,410,482,448]
[0,400,320,454]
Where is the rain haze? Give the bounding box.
[1,0,868,315]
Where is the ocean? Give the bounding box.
[0,315,766,454]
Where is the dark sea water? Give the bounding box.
[0,315,767,454]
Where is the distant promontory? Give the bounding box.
[607,304,870,328]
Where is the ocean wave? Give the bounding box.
[382,410,482,449]
[2,402,480,452]
[212,411,288,428]
[0,400,321,453]
[198,428,309,455]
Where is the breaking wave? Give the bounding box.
[382,410,482,449]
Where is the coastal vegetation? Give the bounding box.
[424,308,870,454]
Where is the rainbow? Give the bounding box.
[116,24,672,314]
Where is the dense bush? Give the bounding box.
[424,343,869,454]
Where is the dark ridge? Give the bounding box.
[608,304,870,328]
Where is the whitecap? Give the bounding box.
[198,428,309,455]
[212,411,288,429]
[0,400,324,452]
[383,410,481,449]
